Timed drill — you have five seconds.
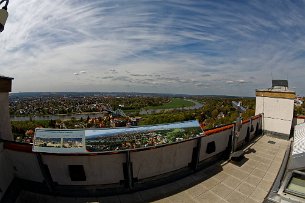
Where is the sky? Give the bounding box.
[1,0,305,96]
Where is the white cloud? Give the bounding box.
[1,1,305,95]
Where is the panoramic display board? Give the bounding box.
[33,120,203,153]
[33,129,86,153]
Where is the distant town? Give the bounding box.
[9,92,304,145]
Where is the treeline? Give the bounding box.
[10,96,170,116]
[139,97,255,129]
[12,120,53,140]
[294,100,305,116]
[11,97,256,142]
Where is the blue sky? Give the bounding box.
[1,0,305,96]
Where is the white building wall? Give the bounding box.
[255,96,294,135]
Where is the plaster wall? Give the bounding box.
[5,150,44,182]
[42,153,125,185]
[0,143,14,201]
[0,93,13,141]
[199,128,231,161]
[256,96,294,135]
[131,140,196,180]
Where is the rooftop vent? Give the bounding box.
[272,80,288,88]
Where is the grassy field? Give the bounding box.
[145,98,195,110]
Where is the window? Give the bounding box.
[206,141,216,154]
[68,165,86,181]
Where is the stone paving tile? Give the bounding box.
[265,170,277,177]
[245,175,262,187]
[225,190,247,203]
[199,177,220,190]
[272,160,283,167]
[249,188,268,202]
[260,157,273,165]
[194,191,227,203]
[256,163,270,172]
[244,197,260,203]
[257,179,273,192]
[251,168,266,179]
[254,152,275,160]
[250,155,263,162]
[265,150,277,156]
[242,159,260,167]
[235,182,256,197]
[213,171,230,182]
[274,155,285,162]
[239,163,256,174]
[227,168,248,181]
[222,175,242,189]
[268,165,281,173]
[185,184,208,198]
[211,183,234,199]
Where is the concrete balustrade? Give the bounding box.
[200,128,231,161]
[5,150,44,183]
[42,153,126,185]
[0,142,14,200]
[131,139,197,180]
[0,115,263,199]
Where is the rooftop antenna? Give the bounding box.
[230,101,246,161]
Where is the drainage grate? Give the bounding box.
[268,140,276,144]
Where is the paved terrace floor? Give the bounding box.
[16,134,289,203]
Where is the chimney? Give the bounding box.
[0,76,13,141]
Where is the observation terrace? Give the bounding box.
[0,77,303,203]
[13,134,289,203]
[1,114,294,203]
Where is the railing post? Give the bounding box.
[36,153,54,192]
[123,151,134,189]
[189,137,202,171]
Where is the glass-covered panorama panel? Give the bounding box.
[33,120,203,153]
[85,120,203,152]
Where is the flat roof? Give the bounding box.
[0,75,14,80]
[256,88,295,93]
